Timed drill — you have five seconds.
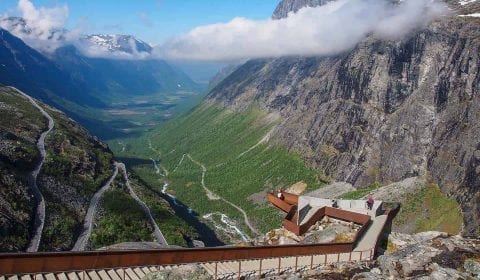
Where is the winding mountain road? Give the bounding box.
[12,87,55,253]
[72,165,119,251]
[117,163,168,246]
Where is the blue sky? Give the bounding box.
[0,0,279,45]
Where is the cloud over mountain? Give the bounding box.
[0,0,151,59]
[154,0,448,61]
[0,0,72,53]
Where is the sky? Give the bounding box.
[0,0,448,63]
[0,0,279,45]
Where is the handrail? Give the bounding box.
[1,248,376,278]
[0,242,353,275]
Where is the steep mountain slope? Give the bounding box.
[51,45,200,102]
[130,104,324,243]
[272,0,336,19]
[0,23,203,140]
[0,87,193,252]
[0,86,113,251]
[207,4,480,237]
[0,29,103,108]
[83,34,153,54]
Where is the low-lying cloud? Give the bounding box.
[0,0,73,53]
[0,0,448,61]
[154,0,448,61]
[0,0,149,59]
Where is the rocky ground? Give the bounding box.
[0,87,114,251]
[266,232,480,280]
[252,217,361,246]
[139,232,479,280]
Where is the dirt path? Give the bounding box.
[185,154,259,235]
[148,140,168,176]
[72,165,119,251]
[117,163,168,246]
[13,88,55,253]
[236,127,275,159]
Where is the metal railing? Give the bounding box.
[1,248,375,280]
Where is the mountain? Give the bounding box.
[155,0,480,237]
[272,0,336,19]
[83,34,153,55]
[208,64,240,89]
[0,29,103,108]
[0,87,195,252]
[52,45,201,102]
[0,22,204,139]
[0,86,113,251]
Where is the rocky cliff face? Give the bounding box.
[272,0,336,19]
[0,87,114,251]
[208,3,480,237]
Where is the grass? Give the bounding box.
[394,184,463,235]
[340,182,381,199]
[128,173,197,246]
[89,186,154,249]
[120,104,324,242]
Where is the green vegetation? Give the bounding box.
[0,89,47,252]
[394,184,463,235]
[38,107,115,250]
[120,104,324,241]
[40,202,81,251]
[43,107,113,198]
[90,187,154,249]
[340,182,381,199]
[128,173,197,246]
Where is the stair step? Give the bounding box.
[55,273,68,280]
[95,270,111,280]
[132,269,144,279]
[124,269,138,280]
[86,271,100,280]
[106,270,120,280]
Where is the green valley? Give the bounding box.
[113,104,324,242]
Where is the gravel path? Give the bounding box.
[117,163,168,246]
[12,87,55,253]
[72,165,119,251]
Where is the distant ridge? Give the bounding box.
[272,0,336,19]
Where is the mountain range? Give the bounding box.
[1,0,479,253]
[0,17,202,135]
[206,0,480,237]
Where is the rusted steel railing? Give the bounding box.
[267,193,295,213]
[282,206,371,237]
[0,242,353,275]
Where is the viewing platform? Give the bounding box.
[0,192,398,280]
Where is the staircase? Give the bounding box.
[0,266,183,280]
[0,249,374,280]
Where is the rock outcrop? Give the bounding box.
[208,2,480,237]
[272,0,336,19]
[270,232,480,279]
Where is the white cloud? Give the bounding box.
[0,0,150,59]
[154,0,448,61]
[0,0,72,53]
